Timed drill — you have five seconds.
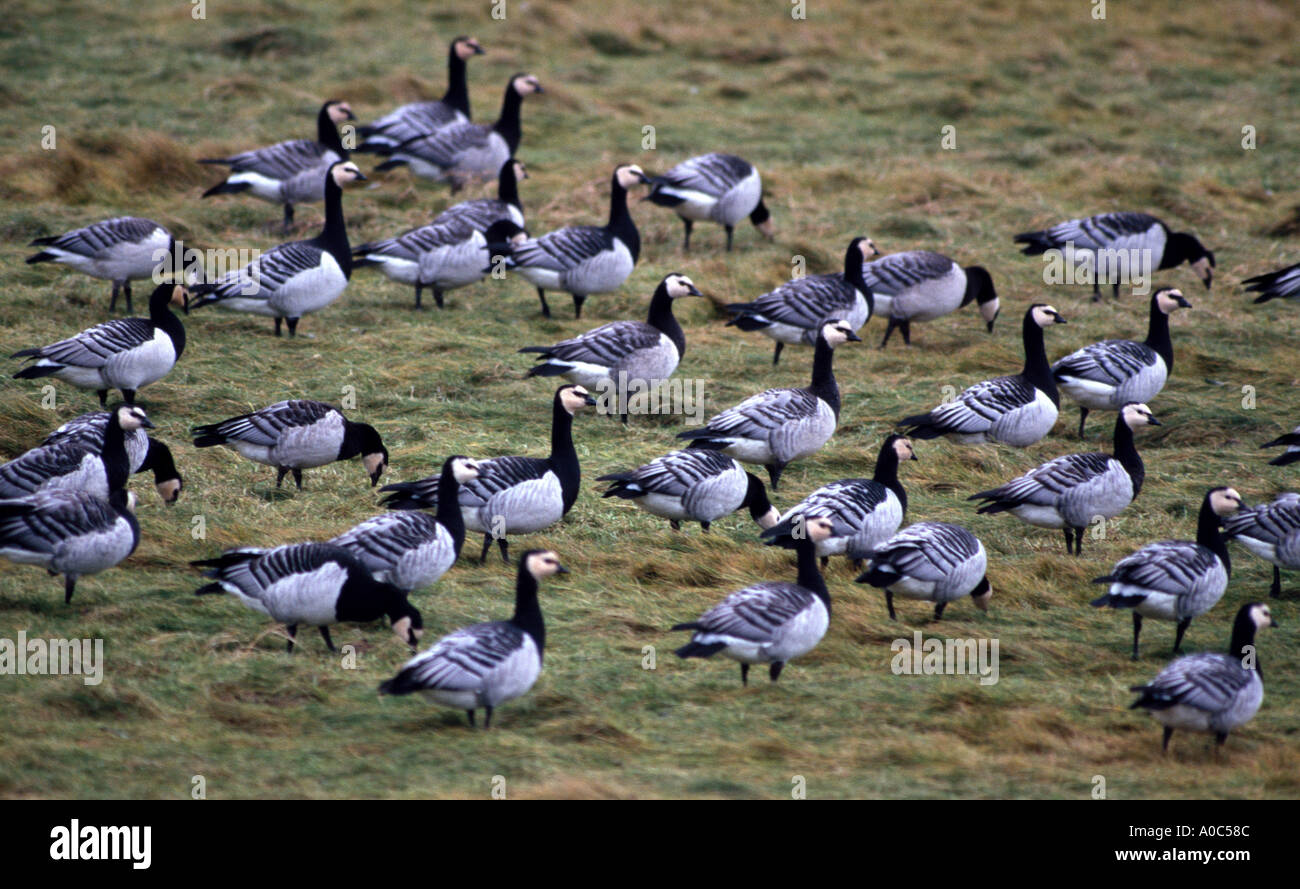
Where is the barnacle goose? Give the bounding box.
[855,522,991,621]
[0,405,152,500]
[1053,288,1191,438]
[41,411,183,504]
[518,273,702,419]
[12,283,187,406]
[672,515,835,686]
[192,399,388,489]
[374,74,542,191]
[969,403,1159,556]
[0,488,139,604]
[1221,492,1300,599]
[763,434,914,567]
[497,164,648,319]
[188,161,366,337]
[330,456,480,593]
[1260,425,1300,466]
[1242,261,1300,304]
[597,449,778,532]
[194,543,423,653]
[900,303,1066,447]
[725,237,876,365]
[431,158,527,233]
[378,550,565,728]
[357,36,484,153]
[26,217,176,313]
[1129,602,1276,752]
[199,99,355,233]
[380,385,596,563]
[1014,212,1215,300]
[861,251,1000,348]
[644,153,773,251]
[678,320,860,491]
[1091,486,1243,659]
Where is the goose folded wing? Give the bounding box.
[0,445,92,495]
[201,400,333,446]
[661,153,751,193]
[1109,541,1219,594]
[26,319,158,367]
[463,456,552,501]
[1243,263,1300,301]
[693,583,813,641]
[203,242,327,299]
[397,623,525,690]
[40,217,160,255]
[538,321,660,365]
[331,513,442,563]
[875,524,978,580]
[510,227,613,271]
[739,275,855,330]
[1053,340,1156,384]
[392,123,489,166]
[928,376,1037,431]
[0,492,118,550]
[698,388,821,439]
[1138,653,1254,711]
[981,453,1113,505]
[1041,212,1157,249]
[861,251,953,295]
[221,139,338,179]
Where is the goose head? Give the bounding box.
[1248,602,1278,631]
[390,603,424,650]
[891,435,918,462]
[559,384,598,415]
[511,73,544,96]
[1208,486,1244,518]
[525,549,568,579]
[330,161,367,187]
[353,423,388,486]
[664,273,702,299]
[448,455,481,485]
[855,237,880,260]
[115,404,154,433]
[1155,287,1192,314]
[511,159,529,182]
[971,576,992,611]
[615,163,650,191]
[454,36,485,59]
[819,319,861,348]
[325,100,356,124]
[1120,402,1160,429]
[1029,303,1067,327]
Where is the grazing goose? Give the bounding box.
[673,516,835,685]
[518,273,702,419]
[380,385,596,563]
[41,411,183,504]
[1260,425,1300,466]
[855,522,991,621]
[900,303,1067,447]
[356,36,484,152]
[597,449,778,532]
[498,164,648,319]
[678,320,860,491]
[1053,288,1191,438]
[0,405,152,500]
[12,283,187,406]
[431,158,527,233]
[378,550,565,728]
[375,74,542,191]
[188,161,366,337]
[763,434,914,567]
[1129,602,1276,752]
[969,403,1159,556]
[194,543,423,653]
[0,488,140,604]
[26,217,175,312]
[1221,492,1300,599]
[725,236,877,365]
[644,152,774,251]
[1091,486,1243,659]
[1242,261,1300,305]
[861,251,1000,348]
[199,99,355,233]
[1014,212,1215,300]
[329,456,480,593]
[192,399,388,489]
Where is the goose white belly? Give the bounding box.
[713,170,763,226]
[772,400,838,462]
[889,575,940,599]
[560,241,635,294]
[988,388,1059,447]
[759,320,816,346]
[1058,358,1168,412]
[422,635,542,709]
[707,597,828,664]
[1232,532,1277,563]
[100,328,177,390]
[49,363,115,390]
[466,473,565,534]
[368,254,421,286]
[419,236,488,290]
[635,491,693,522]
[1008,504,1068,529]
[268,252,347,317]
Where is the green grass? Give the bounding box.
[1,0,1299,799]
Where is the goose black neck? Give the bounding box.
[316,104,347,157]
[645,281,685,357]
[102,414,130,492]
[338,421,380,461]
[1143,294,1175,369]
[1196,495,1230,575]
[497,162,522,212]
[549,398,581,513]
[1228,610,1260,678]
[108,489,141,547]
[1112,413,1144,497]
[743,472,773,522]
[841,241,874,316]
[794,535,830,609]
[873,440,907,513]
[141,438,179,484]
[149,289,186,360]
[493,83,524,153]
[1159,231,1204,269]
[510,565,546,654]
[317,170,352,276]
[436,460,467,557]
[607,175,640,263]
[1021,312,1058,405]
[808,334,840,418]
[442,46,471,117]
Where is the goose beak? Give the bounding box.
[1053,313,1067,324]
[1176,296,1192,309]
[555,563,570,575]
[1147,417,1162,426]
[353,171,368,182]
[846,330,862,342]
[687,284,703,297]
[141,417,156,429]
[583,395,598,407]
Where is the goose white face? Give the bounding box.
[512,160,528,181]
[820,320,860,348]
[391,616,422,647]
[858,238,880,259]
[801,516,836,544]
[156,478,182,504]
[513,74,543,96]
[665,274,702,299]
[892,437,917,461]
[116,405,152,433]
[979,296,1001,325]
[125,491,139,514]
[616,164,649,191]
[455,37,484,59]
[1120,403,1158,429]
[1031,304,1066,327]
[972,581,992,611]
[526,550,567,579]
[1249,603,1276,631]
[327,102,354,124]
[331,162,367,187]
[1209,487,1243,517]
[362,452,387,485]
[450,457,481,484]
[560,385,596,415]
[1191,256,1214,288]
[171,284,188,308]
[1155,288,1191,314]
[756,506,781,530]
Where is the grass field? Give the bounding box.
[1,0,1298,799]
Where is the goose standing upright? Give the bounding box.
[1242,261,1300,305]
[860,251,1000,347]
[26,217,176,312]
[329,456,480,593]
[498,164,648,319]
[374,73,542,191]
[356,36,484,152]
[1013,212,1215,300]
[643,153,774,251]
[1260,425,1300,466]
[725,237,877,365]
[968,403,1159,555]
[597,449,778,532]
[187,161,366,337]
[1129,602,1276,752]
[1221,492,1300,599]
[41,410,183,504]
[12,283,187,406]
[380,386,596,563]
[672,516,835,686]
[378,550,566,729]
[900,303,1067,447]
[1091,486,1243,659]
[855,522,991,621]
[0,405,152,500]
[1053,288,1191,437]
[678,320,860,491]
[763,434,915,567]
[199,99,355,233]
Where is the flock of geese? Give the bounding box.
[2,34,1296,750]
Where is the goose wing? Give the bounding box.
[526,321,660,367]
[387,621,526,692]
[689,388,821,440]
[728,274,857,331]
[32,217,163,256]
[860,251,953,295]
[210,139,338,179]
[1132,653,1254,713]
[17,318,157,368]
[1039,212,1161,250]
[192,241,326,302]
[1103,540,1220,596]
[973,452,1114,507]
[1243,262,1300,303]
[509,226,613,272]
[193,400,333,447]
[0,444,96,497]
[870,522,980,582]
[915,375,1037,434]
[0,491,120,553]
[658,153,752,196]
[1053,339,1157,385]
[390,122,489,167]
[686,582,814,642]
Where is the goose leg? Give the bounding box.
[572,293,586,319]
[1074,527,1084,556]
[433,287,445,309]
[479,534,492,564]
[414,284,423,310]
[286,624,298,653]
[700,521,711,533]
[537,288,551,318]
[740,663,750,686]
[681,219,693,252]
[274,317,283,337]
[291,468,303,490]
[319,626,336,652]
[286,317,300,337]
[275,466,290,487]
[484,706,494,729]
[1112,281,1120,300]
[96,390,109,408]
[466,710,476,728]
[110,281,122,313]
[1063,528,1074,555]
[725,225,735,252]
[769,661,784,682]
[766,462,785,492]
[1091,277,1101,302]
[1173,617,1191,654]
[1077,407,1090,439]
[1161,726,1174,752]
[283,203,295,235]
[901,320,911,346]
[1131,612,1143,660]
[886,589,897,621]
[933,601,947,621]
[121,389,136,405]
[880,318,899,348]
[772,342,783,365]
[64,575,77,605]
[1271,565,1281,599]
[820,556,829,569]
[669,520,681,531]
[123,281,133,314]
[497,537,510,564]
